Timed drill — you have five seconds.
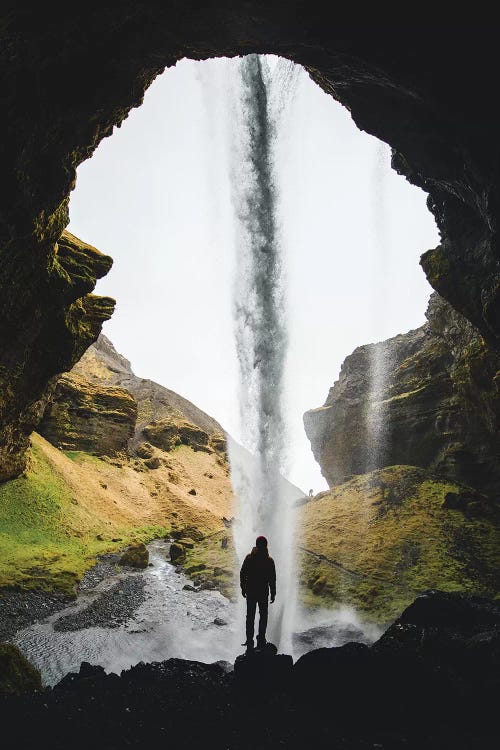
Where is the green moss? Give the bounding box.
[299,466,500,624]
[183,531,237,598]
[0,441,167,596]
[0,643,42,695]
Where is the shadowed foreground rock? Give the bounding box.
[0,591,498,749]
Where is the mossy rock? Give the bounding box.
[119,542,149,568]
[0,643,42,694]
[136,442,154,459]
[185,563,206,574]
[178,538,195,549]
[170,542,186,563]
[311,575,328,595]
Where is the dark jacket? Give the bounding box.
[240,547,276,601]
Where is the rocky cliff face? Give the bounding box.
[39,373,137,456]
[2,13,500,481]
[0,231,114,480]
[39,335,227,459]
[304,294,500,498]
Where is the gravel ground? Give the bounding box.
[77,553,123,592]
[0,589,71,641]
[54,576,147,632]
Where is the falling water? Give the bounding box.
[365,142,391,471]
[228,55,298,652]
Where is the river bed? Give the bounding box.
[12,539,379,686]
[14,540,235,686]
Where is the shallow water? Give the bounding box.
[14,540,236,686]
[14,539,380,686]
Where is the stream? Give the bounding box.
[13,540,379,687]
[14,540,235,686]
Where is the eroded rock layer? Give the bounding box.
[39,373,137,456]
[304,294,500,498]
[0,231,114,480]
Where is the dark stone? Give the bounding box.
[0,643,42,695]
[188,488,197,495]
[234,642,292,684]
[1,592,499,748]
[169,543,186,563]
[119,543,149,569]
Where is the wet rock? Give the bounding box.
[119,543,149,568]
[169,543,186,563]
[0,643,42,694]
[234,643,292,684]
[292,622,367,653]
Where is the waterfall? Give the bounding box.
[365,142,391,472]
[228,55,298,651]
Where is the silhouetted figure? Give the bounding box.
[240,535,276,650]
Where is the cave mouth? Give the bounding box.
[40,54,440,660]
[68,54,439,495]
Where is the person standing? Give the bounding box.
[240,535,276,650]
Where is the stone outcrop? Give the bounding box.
[0,643,42,695]
[37,335,229,463]
[2,13,500,480]
[0,231,114,480]
[304,294,500,498]
[39,372,137,455]
[72,335,226,449]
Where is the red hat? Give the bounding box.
[256,535,268,548]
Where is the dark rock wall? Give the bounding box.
[304,294,500,498]
[1,10,500,478]
[0,231,114,480]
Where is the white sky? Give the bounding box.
[68,57,439,493]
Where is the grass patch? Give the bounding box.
[183,530,237,598]
[299,466,500,624]
[0,440,167,596]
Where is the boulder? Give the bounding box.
[0,643,42,694]
[119,543,149,568]
[170,543,186,563]
[135,442,154,459]
[177,538,195,549]
[234,643,292,685]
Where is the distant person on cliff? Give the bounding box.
[240,535,276,651]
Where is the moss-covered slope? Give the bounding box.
[299,466,500,623]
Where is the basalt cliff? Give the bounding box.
[304,294,500,499]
